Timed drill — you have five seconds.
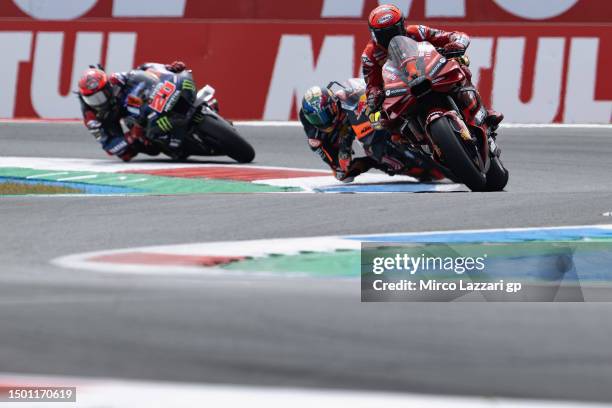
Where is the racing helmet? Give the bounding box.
[368,4,406,49]
[78,66,113,112]
[301,86,341,132]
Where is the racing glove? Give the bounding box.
[165,61,186,73]
[443,43,466,57]
[125,123,146,145]
[86,120,103,141]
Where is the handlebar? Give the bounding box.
[435,47,465,58]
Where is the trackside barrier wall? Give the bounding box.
[0,1,610,122]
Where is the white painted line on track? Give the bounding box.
[0,372,606,408]
[253,172,463,192]
[25,171,69,179]
[120,177,149,183]
[56,174,98,181]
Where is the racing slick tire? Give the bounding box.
[198,115,255,163]
[429,117,487,191]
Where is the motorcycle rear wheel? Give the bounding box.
[428,117,486,191]
[197,115,255,163]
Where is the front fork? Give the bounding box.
[423,106,490,174]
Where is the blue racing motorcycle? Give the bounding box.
[128,67,255,163]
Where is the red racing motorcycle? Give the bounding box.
[380,36,509,191]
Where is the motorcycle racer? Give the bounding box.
[362,4,503,129]
[77,61,189,161]
[300,79,442,182]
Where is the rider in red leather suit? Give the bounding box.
[362,4,503,128]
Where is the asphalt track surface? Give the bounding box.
[1,123,612,402]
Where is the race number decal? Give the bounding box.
[149,81,176,113]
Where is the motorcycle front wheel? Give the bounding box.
[428,117,486,191]
[485,156,509,191]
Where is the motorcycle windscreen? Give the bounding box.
[387,36,423,80]
[329,78,366,111]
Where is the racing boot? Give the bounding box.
[169,136,189,160]
[455,85,503,131]
[157,133,186,161]
[335,157,378,183]
[119,149,137,162]
[169,135,182,150]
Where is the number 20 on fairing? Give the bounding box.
[149,81,176,113]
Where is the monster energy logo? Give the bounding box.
[157,116,173,133]
[182,79,196,92]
